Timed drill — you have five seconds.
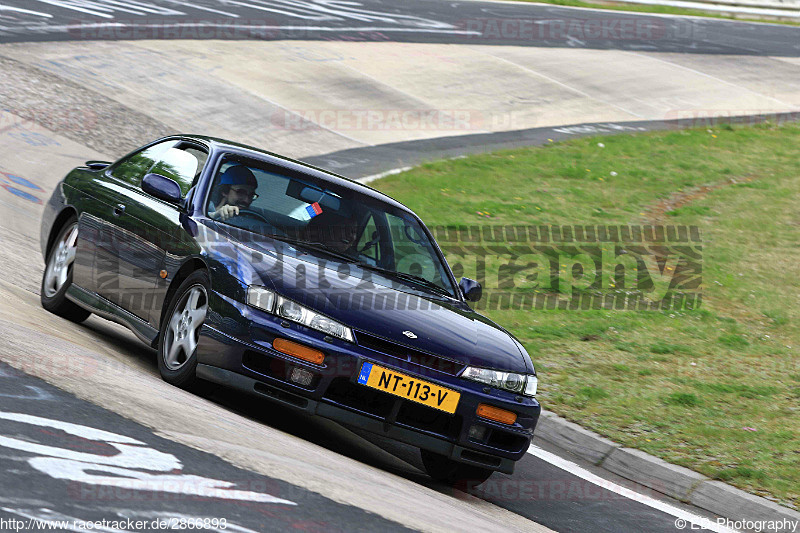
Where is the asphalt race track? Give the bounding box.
[0,1,798,532]
[0,0,799,57]
[0,363,411,532]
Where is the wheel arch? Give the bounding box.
[45,208,79,260]
[157,257,210,338]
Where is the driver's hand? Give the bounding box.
[212,205,240,221]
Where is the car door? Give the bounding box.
[91,140,208,326]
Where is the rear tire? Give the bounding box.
[420,449,494,486]
[157,270,210,389]
[40,217,91,323]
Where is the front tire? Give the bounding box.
[40,217,91,323]
[420,449,494,486]
[158,270,210,389]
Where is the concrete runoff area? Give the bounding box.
[0,40,797,160]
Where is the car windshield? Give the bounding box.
[207,155,457,297]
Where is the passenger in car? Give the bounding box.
[304,212,360,256]
[209,165,259,221]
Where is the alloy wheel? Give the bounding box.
[43,224,78,298]
[163,285,208,370]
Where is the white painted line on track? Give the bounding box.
[18,22,483,35]
[0,6,53,17]
[219,0,457,29]
[161,0,240,18]
[28,0,186,18]
[527,445,739,533]
[92,0,185,16]
[357,166,413,184]
[26,0,116,19]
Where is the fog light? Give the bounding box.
[273,338,325,365]
[289,367,314,387]
[476,404,517,425]
[468,424,487,441]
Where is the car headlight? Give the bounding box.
[247,286,354,342]
[463,366,537,397]
[524,374,538,396]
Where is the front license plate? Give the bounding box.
[357,362,460,414]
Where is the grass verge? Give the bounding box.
[371,121,800,509]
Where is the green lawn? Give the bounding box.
[512,0,800,26]
[371,122,800,509]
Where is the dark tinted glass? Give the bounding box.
[208,155,456,296]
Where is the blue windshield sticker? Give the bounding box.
[306,202,322,218]
[288,201,323,221]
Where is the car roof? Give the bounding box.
[180,134,414,215]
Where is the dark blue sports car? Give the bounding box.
[39,135,540,483]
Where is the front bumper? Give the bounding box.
[197,294,541,474]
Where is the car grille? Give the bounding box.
[324,377,395,418]
[354,331,466,376]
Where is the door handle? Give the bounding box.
[113,204,126,217]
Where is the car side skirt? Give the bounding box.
[66,284,159,346]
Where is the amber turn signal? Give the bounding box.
[476,403,517,425]
[272,338,325,365]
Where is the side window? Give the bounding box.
[357,213,381,265]
[386,213,449,289]
[149,144,206,195]
[109,141,176,187]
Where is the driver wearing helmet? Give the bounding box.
[209,165,259,221]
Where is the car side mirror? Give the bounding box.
[142,173,182,204]
[459,277,482,302]
[85,160,111,170]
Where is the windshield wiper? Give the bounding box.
[266,234,356,263]
[355,263,453,298]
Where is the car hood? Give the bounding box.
[217,229,531,373]
[286,281,529,373]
